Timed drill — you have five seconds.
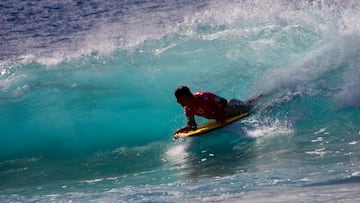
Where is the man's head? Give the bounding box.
[174,85,193,107]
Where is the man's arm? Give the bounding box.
[214,95,228,125]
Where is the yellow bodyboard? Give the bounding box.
[173,112,249,140]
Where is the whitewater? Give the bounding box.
[1,0,360,202]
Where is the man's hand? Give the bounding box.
[174,125,197,134]
[173,125,197,140]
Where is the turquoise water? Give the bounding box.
[1,0,360,202]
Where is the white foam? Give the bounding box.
[314,128,327,135]
[79,178,103,184]
[245,118,294,139]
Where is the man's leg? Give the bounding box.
[225,99,252,118]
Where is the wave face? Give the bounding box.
[1,0,360,202]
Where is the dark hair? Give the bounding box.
[174,85,192,98]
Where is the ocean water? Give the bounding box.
[1,0,360,202]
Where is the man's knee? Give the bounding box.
[226,99,250,117]
[228,99,245,107]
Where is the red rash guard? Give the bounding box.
[184,91,227,120]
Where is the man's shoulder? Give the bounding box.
[194,91,215,97]
[194,91,220,102]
